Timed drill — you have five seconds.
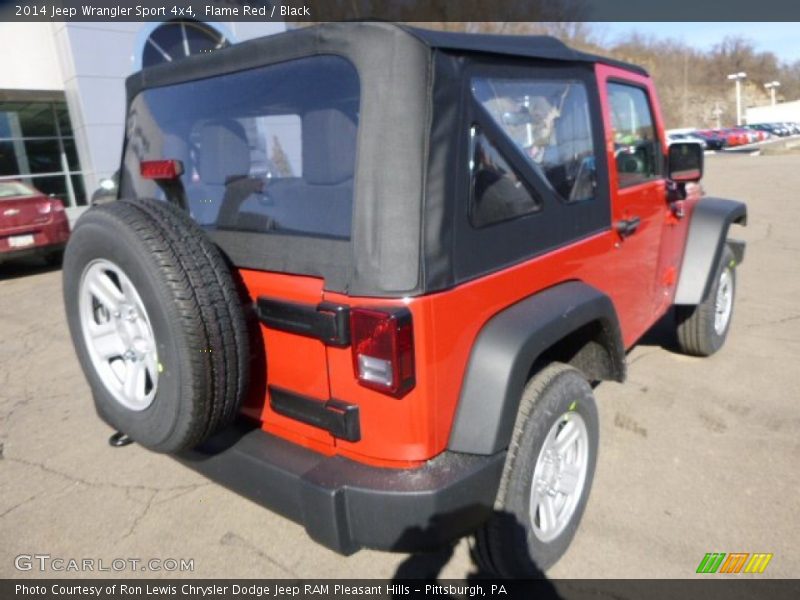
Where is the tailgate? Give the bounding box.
[237,269,336,448]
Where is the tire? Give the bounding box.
[676,246,736,357]
[473,363,599,577]
[63,199,249,453]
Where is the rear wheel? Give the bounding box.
[676,246,736,357]
[63,199,249,453]
[473,363,599,576]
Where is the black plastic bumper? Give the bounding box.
[0,241,65,264]
[176,423,505,555]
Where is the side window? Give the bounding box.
[607,83,662,187]
[472,77,597,204]
[469,126,541,228]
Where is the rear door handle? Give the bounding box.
[615,216,641,238]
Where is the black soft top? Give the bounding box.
[126,22,646,97]
[402,26,647,76]
[123,22,641,297]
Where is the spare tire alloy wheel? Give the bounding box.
[79,259,159,411]
[63,199,249,453]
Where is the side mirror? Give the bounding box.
[98,177,117,191]
[668,142,703,182]
[91,171,120,205]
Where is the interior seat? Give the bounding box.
[195,120,254,226]
[239,108,356,238]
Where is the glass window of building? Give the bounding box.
[0,98,86,207]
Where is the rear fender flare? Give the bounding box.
[447,281,625,456]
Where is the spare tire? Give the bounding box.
[63,198,249,453]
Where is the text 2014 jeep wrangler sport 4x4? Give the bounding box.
[63,23,746,576]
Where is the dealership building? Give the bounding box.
[0,20,284,218]
[746,99,800,125]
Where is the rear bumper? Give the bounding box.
[0,241,65,264]
[176,423,505,555]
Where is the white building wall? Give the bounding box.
[51,22,141,198]
[0,23,64,90]
[746,100,800,124]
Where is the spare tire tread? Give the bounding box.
[67,201,215,451]
[123,197,249,436]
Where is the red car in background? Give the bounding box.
[0,181,70,266]
[745,127,769,142]
[730,127,760,144]
[713,128,748,146]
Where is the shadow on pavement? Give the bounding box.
[390,511,562,599]
[637,309,682,354]
[0,256,61,281]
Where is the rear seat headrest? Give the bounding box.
[302,109,357,186]
[161,134,190,166]
[198,120,251,185]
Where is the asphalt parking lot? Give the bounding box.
[1,153,798,580]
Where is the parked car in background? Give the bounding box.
[730,127,759,144]
[772,123,792,136]
[0,181,70,266]
[667,131,708,149]
[751,122,791,137]
[692,129,727,150]
[782,122,800,135]
[743,125,770,142]
[716,128,749,146]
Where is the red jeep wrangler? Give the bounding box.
[63,23,746,576]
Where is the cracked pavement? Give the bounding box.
[1,154,798,579]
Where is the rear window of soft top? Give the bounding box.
[120,55,360,240]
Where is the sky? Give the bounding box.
[599,22,800,63]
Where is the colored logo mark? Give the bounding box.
[696,552,773,574]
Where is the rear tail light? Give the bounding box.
[140,159,184,180]
[350,307,415,398]
[36,199,63,214]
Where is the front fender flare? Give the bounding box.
[674,197,747,305]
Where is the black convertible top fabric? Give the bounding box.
[403,26,647,76]
[122,22,639,296]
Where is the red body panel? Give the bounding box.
[235,65,695,468]
[237,270,336,454]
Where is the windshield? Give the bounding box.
[120,55,360,240]
[0,181,38,199]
